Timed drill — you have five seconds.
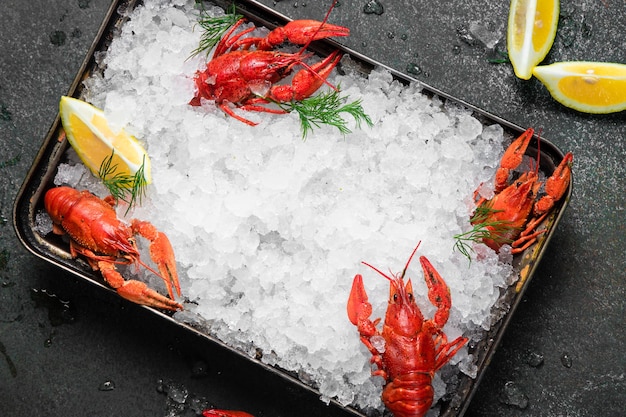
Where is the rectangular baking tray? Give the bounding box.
[13,1,572,416]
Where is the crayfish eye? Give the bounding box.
[393,293,399,303]
[408,293,414,302]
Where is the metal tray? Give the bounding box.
[13,1,572,416]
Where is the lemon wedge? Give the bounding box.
[533,62,626,114]
[59,96,152,183]
[507,0,559,80]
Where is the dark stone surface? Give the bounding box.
[1,1,624,416]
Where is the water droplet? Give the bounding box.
[406,63,422,76]
[31,288,76,326]
[526,351,544,367]
[361,41,368,48]
[156,378,167,393]
[49,30,67,46]
[78,0,90,9]
[561,352,573,368]
[168,382,189,404]
[400,34,407,41]
[191,360,209,378]
[363,0,384,15]
[499,381,529,409]
[452,44,461,55]
[99,380,115,391]
[188,396,211,414]
[386,31,395,39]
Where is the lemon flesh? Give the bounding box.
[59,96,152,183]
[533,62,626,114]
[507,0,559,80]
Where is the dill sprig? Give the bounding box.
[280,88,373,139]
[487,50,510,64]
[453,204,517,262]
[190,2,242,59]
[98,150,148,213]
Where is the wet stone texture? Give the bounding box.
[1,1,625,417]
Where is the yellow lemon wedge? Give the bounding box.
[507,0,560,80]
[59,96,152,183]
[533,62,626,114]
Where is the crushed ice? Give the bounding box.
[50,0,521,414]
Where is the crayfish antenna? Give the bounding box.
[295,0,342,93]
[297,0,340,55]
[362,241,423,282]
[400,241,421,279]
[361,261,393,282]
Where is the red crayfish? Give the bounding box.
[202,410,253,417]
[189,1,349,125]
[472,127,573,254]
[347,243,468,417]
[44,186,182,311]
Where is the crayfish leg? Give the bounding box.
[219,103,258,126]
[434,335,468,371]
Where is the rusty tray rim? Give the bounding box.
[12,1,573,416]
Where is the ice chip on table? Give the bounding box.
[35,211,53,236]
[71,0,516,414]
[468,21,501,49]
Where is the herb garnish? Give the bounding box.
[190,2,242,59]
[279,89,373,139]
[453,204,517,262]
[98,150,148,213]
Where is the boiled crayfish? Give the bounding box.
[189,1,349,125]
[44,186,182,311]
[472,127,573,254]
[347,243,468,417]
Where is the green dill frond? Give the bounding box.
[453,205,518,263]
[488,50,510,64]
[98,151,148,214]
[190,2,242,59]
[281,88,373,139]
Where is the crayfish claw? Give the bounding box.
[418,256,452,329]
[116,279,183,311]
[347,274,374,328]
[279,20,350,45]
[534,151,573,216]
[131,219,181,300]
[495,127,534,192]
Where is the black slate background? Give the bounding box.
[1,1,624,416]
